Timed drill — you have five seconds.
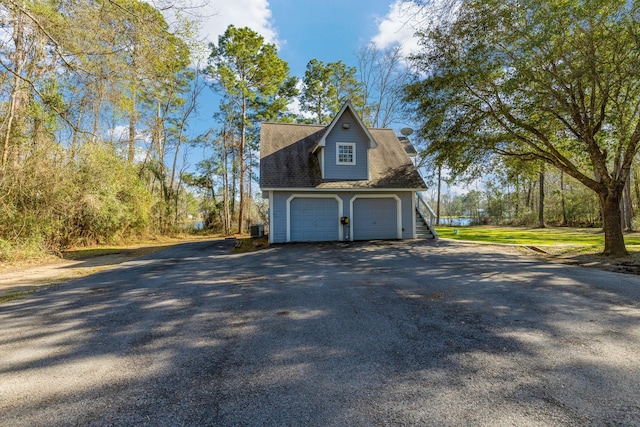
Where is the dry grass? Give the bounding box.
[232,236,270,253]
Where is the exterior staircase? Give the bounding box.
[416,212,437,239]
[415,193,438,240]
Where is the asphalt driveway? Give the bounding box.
[1,239,639,426]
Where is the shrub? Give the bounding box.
[0,142,153,257]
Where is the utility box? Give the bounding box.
[250,224,264,238]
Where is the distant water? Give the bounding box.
[188,221,204,230]
[440,217,473,226]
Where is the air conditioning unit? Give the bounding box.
[250,224,264,238]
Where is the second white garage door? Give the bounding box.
[352,198,399,240]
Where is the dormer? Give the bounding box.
[312,101,377,180]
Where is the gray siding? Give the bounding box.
[398,191,415,239]
[269,191,415,243]
[323,110,369,180]
[270,192,290,243]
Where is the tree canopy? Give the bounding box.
[205,25,296,234]
[0,0,196,255]
[405,0,640,256]
[299,59,363,124]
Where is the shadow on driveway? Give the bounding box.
[1,239,639,426]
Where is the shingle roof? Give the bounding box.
[259,122,427,190]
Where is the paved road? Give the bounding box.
[1,239,639,426]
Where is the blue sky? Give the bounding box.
[175,0,471,197]
[197,0,422,77]
[177,0,436,180]
[187,0,425,132]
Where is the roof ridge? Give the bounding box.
[262,122,396,133]
[262,121,326,128]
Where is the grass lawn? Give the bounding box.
[434,225,640,255]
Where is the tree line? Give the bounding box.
[0,0,200,259]
[406,0,640,256]
[0,1,408,260]
[2,0,639,260]
[192,25,409,236]
[423,160,606,228]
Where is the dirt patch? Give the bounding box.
[0,236,218,301]
[443,238,640,275]
[232,236,269,253]
[546,251,640,275]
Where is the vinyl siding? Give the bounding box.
[270,192,290,243]
[269,191,415,243]
[323,110,369,180]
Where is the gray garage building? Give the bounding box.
[260,101,435,243]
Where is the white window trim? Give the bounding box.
[336,142,356,165]
[268,191,274,244]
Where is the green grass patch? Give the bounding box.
[0,289,37,304]
[62,245,177,261]
[62,247,127,260]
[435,225,640,253]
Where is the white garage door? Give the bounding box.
[290,198,339,242]
[352,198,399,240]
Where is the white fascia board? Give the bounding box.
[261,187,425,192]
[317,100,377,150]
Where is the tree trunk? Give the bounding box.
[2,8,27,170]
[247,147,253,228]
[513,179,520,223]
[526,180,533,212]
[91,80,105,144]
[237,97,246,235]
[222,130,231,235]
[601,189,628,257]
[634,166,640,213]
[622,172,633,231]
[128,108,136,164]
[127,57,137,164]
[2,92,19,169]
[537,163,545,228]
[436,165,441,226]
[560,170,567,226]
[230,141,236,223]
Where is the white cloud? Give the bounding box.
[161,0,277,65]
[198,0,277,45]
[372,1,424,57]
[372,0,460,57]
[107,125,129,143]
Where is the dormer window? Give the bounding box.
[336,142,356,165]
